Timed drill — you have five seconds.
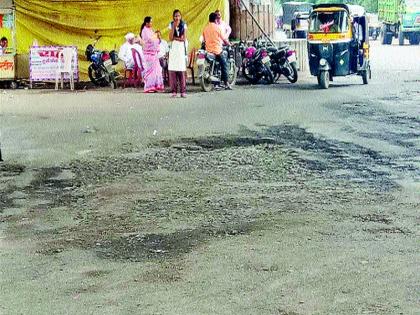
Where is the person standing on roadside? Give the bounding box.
[202,12,232,90]
[168,9,188,98]
[140,16,164,93]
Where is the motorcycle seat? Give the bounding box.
[206,52,216,61]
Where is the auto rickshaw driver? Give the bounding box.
[319,14,340,33]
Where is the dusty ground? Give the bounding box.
[0,41,419,314]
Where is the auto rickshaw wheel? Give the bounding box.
[361,70,368,85]
[318,71,329,89]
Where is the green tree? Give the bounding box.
[275,0,378,13]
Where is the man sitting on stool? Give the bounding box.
[119,33,144,70]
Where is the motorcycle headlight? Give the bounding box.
[319,58,327,66]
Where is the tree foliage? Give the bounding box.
[275,0,378,13]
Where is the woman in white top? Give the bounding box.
[168,9,188,97]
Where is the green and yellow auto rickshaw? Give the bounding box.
[307,4,371,89]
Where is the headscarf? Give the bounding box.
[125,33,135,41]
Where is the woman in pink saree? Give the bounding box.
[140,16,164,93]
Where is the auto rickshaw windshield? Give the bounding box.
[309,10,349,33]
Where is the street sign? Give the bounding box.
[0,55,14,79]
[29,46,79,82]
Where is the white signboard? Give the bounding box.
[29,46,79,81]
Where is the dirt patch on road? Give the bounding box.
[1,124,413,262]
[96,222,257,262]
[0,163,26,212]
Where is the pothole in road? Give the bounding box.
[353,214,393,224]
[329,101,420,181]
[96,223,256,262]
[0,163,25,176]
[161,135,277,151]
[162,124,400,191]
[364,227,411,235]
[2,124,411,261]
[0,163,26,212]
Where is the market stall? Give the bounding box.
[0,0,17,88]
[14,0,227,80]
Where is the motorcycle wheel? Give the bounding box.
[199,61,213,92]
[110,77,118,89]
[100,66,111,87]
[242,62,257,83]
[228,61,238,86]
[285,61,298,83]
[88,65,101,86]
[263,64,274,85]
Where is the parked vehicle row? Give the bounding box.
[241,41,274,85]
[197,37,299,92]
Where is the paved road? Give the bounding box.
[0,41,419,314]
[1,42,419,165]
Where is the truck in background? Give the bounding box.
[378,0,420,45]
[282,1,313,38]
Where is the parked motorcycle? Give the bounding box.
[85,40,119,89]
[241,44,274,85]
[197,45,237,92]
[267,44,298,83]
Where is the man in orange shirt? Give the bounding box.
[202,13,232,90]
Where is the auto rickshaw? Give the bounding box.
[307,3,371,89]
[291,12,310,38]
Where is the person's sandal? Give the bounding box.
[171,93,177,98]
[181,93,187,98]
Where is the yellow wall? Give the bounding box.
[0,27,12,42]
